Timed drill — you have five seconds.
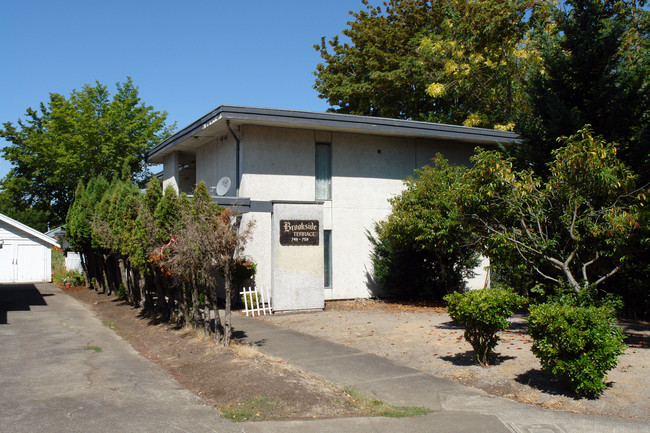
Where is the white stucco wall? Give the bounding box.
[239,126,315,201]
[239,210,272,295]
[189,124,484,301]
[161,152,179,192]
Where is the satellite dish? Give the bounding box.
[216,177,231,196]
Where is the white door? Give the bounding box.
[0,243,17,283]
[16,244,46,282]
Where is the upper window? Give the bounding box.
[315,143,331,200]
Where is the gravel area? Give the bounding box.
[258,299,650,420]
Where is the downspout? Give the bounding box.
[226,120,241,196]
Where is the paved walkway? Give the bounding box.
[1,283,648,433]
[231,313,649,433]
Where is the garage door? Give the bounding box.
[0,243,17,283]
[16,244,46,282]
[0,243,47,283]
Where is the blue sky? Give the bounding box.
[0,0,358,180]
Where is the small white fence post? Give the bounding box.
[240,286,272,317]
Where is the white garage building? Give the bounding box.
[147,106,518,311]
[0,213,58,284]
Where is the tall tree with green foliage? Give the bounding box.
[66,175,110,289]
[369,155,479,300]
[314,0,444,120]
[516,0,649,181]
[419,0,543,129]
[314,0,539,126]
[0,78,174,228]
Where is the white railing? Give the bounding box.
[240,286,272,317]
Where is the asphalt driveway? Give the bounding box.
[0,283,239,433]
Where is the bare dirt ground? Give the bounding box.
[64,287,649,420]
[63,286,365,420]
[259,299,650,420]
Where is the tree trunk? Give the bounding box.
[154,274,169,321]
[131,269,142,307]
[202,287,212,337]
[190,276,202,327]
[177,282,188,328]
[167,286,177,325]
[213,306,224,345]
[143,267,156,315]
[222,266,233,347]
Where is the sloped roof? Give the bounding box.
[0,213,59,246]
[147,105,520,164]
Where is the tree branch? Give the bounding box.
[592,265,622,287]
[581,252,599,284]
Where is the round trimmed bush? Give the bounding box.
[444,288,525,366]
[527,303,626,398]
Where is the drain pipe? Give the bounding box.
[226,120,241,196]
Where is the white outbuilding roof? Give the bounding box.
[0,213,59,247]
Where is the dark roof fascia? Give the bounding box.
[147,105,521,161]
[148,106,226,160]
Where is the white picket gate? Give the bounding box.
[240,286,272,316]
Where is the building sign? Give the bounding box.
[280,220,319,245]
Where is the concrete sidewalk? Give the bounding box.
[232,313,650,433]
[1,283,647,433]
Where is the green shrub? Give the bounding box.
[51,246,65,274]
[541,282,624,314]
[444,288,525,366]
[233,258,257,286]
[527,302,626,398]
[241,291,260,309]
[53,268,85,287]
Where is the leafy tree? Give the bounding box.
[314,0,538,126]
[1,78,174,228]
[419,0,542,129]
[163,182,254,346]
[0,193,50,232]
[66,175,110,289]
[516,0,649,181]
[463,128,647,294]
[369,155,479,300]
[155,185,183,244]
[314,0,444,120]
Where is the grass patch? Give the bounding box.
[83,345,102,353]
[344,388,432,418]
[218,389,431,422]
[104,321,116,329]
[218,396,281,421]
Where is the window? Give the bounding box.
[315,143,331,200]
[324,230,332,288]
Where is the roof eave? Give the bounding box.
[147,105,521,163]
